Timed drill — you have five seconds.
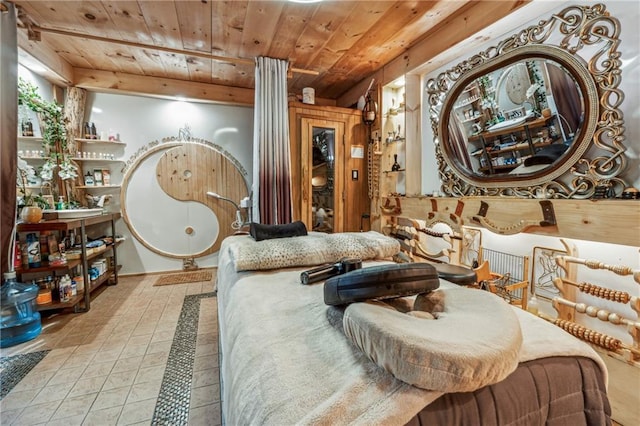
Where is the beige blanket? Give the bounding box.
[216,239,606,425]
[228,231,400,271]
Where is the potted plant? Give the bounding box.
[17,158,50,223]
[17,78,77,205]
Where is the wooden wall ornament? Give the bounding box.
[378,197,638,247]
[121,138,248,259]
[471,200,557,235]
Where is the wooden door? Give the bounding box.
[301,118,345,233]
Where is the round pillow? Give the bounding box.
[342,287,522,392]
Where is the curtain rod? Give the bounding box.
[27,25,319,76]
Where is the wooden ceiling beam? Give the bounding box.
[29,25,318,76]
[17,28,74,85]
[73,68,255,105]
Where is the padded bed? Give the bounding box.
[216,232,611,425]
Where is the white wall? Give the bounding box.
[84,92,253,274]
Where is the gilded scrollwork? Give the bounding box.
[427,3,627,199]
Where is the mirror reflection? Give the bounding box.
[311,127,335,233]
[447,58,584,176]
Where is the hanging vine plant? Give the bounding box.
[18,78,78,201]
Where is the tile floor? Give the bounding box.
[0,273,221,425]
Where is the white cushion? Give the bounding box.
[342,287,522,392]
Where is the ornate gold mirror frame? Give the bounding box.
[426,3,627,198]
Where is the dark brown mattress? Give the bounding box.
[406,356,611,425]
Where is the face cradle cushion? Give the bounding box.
[342,287,523,392]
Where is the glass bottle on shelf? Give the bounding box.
[391,154,401,171]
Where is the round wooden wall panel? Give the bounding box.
[121,141,248,259]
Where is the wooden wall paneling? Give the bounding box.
[241,1,285,59]
[98,1,156,76]
[380,197,640,247]
[266,2,315,62]
[28,1,127,73]
[211,1,246,58]
[382,1,528,80]
[174,0,211,53]
[73,68,255,105]
[305,1,395,81]
[137,0,186,80]
[319,1,442,98]
[336,1,530,107]
[185,55,212,84]
[289,102,369,232]
[210,0,248,85]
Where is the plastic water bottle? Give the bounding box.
[0,271,42,348]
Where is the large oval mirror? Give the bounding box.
[440,46,597,186]
[426,4,627,199]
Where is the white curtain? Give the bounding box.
[252,57,292,224]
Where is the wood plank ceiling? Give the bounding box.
[12,1,527,101]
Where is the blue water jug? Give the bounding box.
[0,271,42,348]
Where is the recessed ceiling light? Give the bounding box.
[289,0,323,4]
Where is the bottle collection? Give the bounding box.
[14,229,113,307]
[83,122,99,139]
[20,119,35,137]
[83,122,120,141]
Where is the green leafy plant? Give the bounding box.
[17,158,50,209]
[17,78,77,198]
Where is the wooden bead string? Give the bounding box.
[418,227,447,238]
[582,259,633,276]
[552,318,622,351]
[577,282,630,303]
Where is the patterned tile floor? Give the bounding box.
[0,274,221,426]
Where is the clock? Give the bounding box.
[504,63,531,105]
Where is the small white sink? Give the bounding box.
[43,208,104,218]
[486,112,534,132]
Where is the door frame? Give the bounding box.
[301,118,345,233]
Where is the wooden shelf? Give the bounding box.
[16,259,81,274]
[17,212,121,232]
[16,213,121,313]
[75,185,121,189]
[35,292,84,312]
[75,138,125,145]
[34,266,120,312]
[469,116,551,141]
[17,136,43,142]
[384,169,406,174]
[71,157,123,163]
[19,156,47,161]
[486,140,553,157]
[16,242,121,275]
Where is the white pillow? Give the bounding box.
[343,287,522,392]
